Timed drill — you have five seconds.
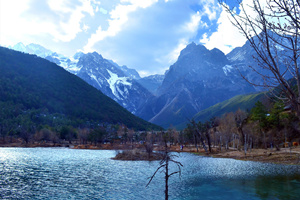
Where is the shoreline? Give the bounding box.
[211,148,300,165]
[1,143,299,165]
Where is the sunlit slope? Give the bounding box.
[176,92,265,129]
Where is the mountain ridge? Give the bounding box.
[136,43,256,128]
[9,42,154,114]
[9,40,275,129]
[0,46,161,130]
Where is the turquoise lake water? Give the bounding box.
[0,148,299,199]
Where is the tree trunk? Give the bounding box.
[233,134,235,150]
[244,134,247,156]
[263,130,267,149]
[206,132,212,153]
[165,157,169,200]
[249,136,252,153]
[194,134,198,152]
[220,136,222,152]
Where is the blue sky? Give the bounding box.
[0,0,250,76]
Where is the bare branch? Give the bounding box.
[146,165,166,188]
[220,0,300,118]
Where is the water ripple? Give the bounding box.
[0,148,299,200]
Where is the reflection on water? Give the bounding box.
[254,175,300,200]
[0,148,299,200]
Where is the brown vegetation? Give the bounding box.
[1,138,299,165]
[112,149,164,161]
[212,148,300,165]
[166,144,300,165]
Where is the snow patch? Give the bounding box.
[90,74,103,88]
[106,69,132,100]
[229,50,246,62]
[223,65,233,76]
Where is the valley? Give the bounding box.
[9,40,262,129]
[1,1,300,199]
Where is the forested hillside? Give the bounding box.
[0,47,160,132]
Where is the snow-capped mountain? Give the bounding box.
[119,65,141,80]
[76,52,153,114]
[44,52,82,74]
[108,60,141,80]
[10,38,286,129]
[9,43,153,114]
[9,42,82,74]
[10,42,53,58]
[226,32,295,90]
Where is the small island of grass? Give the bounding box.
[112,148,164,161]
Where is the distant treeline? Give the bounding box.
[184,99,300,154]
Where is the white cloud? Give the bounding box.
[82,24,90,32]
[47,0,95,42]
[120,0,158,8]
[165,2,220,66]
[203,3,218,20]
[185,11,201,33]
[0,0,31,46]
[166,39,189,64]
[0,0,96,48]
[99,8,108,14]
[2,0,256,76]
[200,33,209,43]
[84,0,158,53]
[167,12,202,65]
[84,0,225,76]
[200,2,247,54]
[203,0,272,54]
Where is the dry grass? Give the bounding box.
[112,149,164,161]
[166,145,300,165]
[212,148,300,165]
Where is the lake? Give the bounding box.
[0,148,299,199]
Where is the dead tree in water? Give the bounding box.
[146,142,183,200]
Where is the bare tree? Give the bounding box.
[185,122,199,152]
[78,128,89,144]
[242,122,258,155]
[146,142,183,200]
[218,113,237,150]
[191,120,209,153]
[220,0,300,117]
[235,109,249,149]
[144,132,154,159]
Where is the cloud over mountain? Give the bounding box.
[0,0,253,76]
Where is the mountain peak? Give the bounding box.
[178,42,208,60]
[10,42,53,58]
[82,51,103,60]
[15,42,25,46]
[210,48,226,58]
[187,41,196,48]
[93,51,103,59]
[12,42,26,52]
[210,47,223,54]
[74,51,84,60]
